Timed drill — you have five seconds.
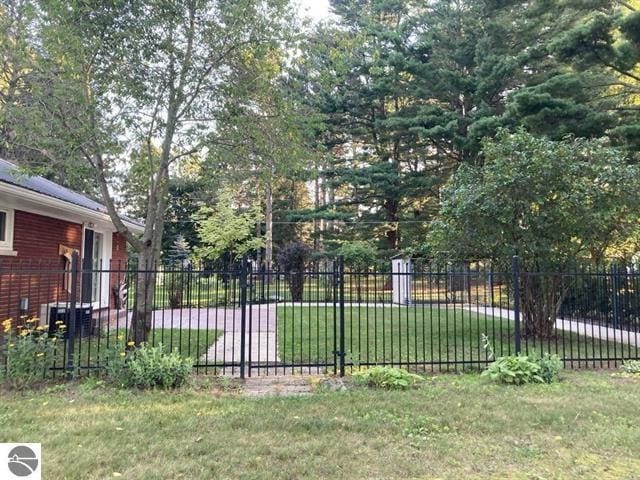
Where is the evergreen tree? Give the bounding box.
[166,235,191,267]
[297,1,441,255]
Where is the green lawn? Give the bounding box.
[148,274,506,307]
[1,371,639,479]
[51,328,222,372]
[277,306,629,368]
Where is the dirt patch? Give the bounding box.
[243,375,349,397]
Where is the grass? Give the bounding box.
[51,328,222,371]
[277,306,629,368]
[147,274,509,308]
[1,371,639,479]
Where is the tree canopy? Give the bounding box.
[429,129,640,268]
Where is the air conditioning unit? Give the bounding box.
[40,302,94,337]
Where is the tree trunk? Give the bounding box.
[265,180,273,282]
[521,273,566,339]
[288,270,305,302]
[384,198,400,251]
[314,173,320,251]
[129,248,158,345]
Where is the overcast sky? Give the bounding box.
[299,0,331,22]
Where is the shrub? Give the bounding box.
[0,317,64,389]
[537,354,563,383]
[277,242,311,301]
[104,341,193,389]
[482,355,543,385]
[620,359,640,374]
[352,366,423,390]
[338,241,378,302]
[483,353,562,385]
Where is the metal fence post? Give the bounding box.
[611,263,620,328]
[66,251,79,380]
[332,259,338,376]
[338,255,346,377]
[239,255,248,379]
[512,255,522,354]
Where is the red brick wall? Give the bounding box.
[0,211,83,322]
[108,233,128,308]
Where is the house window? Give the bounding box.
[0,209,15,253]
[0,211,5,241]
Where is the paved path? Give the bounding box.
[107,306,281,374]
[203,305,280,375]
[464,305,640,347]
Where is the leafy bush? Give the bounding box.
[482,355,543,385]
[0,317,64,389]
[483,353,562,385]
[104,341,193,389]
[352,366,423,390]
[537,354,563,383]
[338,240,378,301]
[620,360,640,374]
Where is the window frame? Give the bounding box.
[0,208,16,255]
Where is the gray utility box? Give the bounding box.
[41,302,94,337]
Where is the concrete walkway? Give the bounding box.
[202,305,281,375]
[107,305,281,374]
[464,305,640,348]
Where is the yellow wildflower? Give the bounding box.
[2,319,11,334]
[36,326,44,331]
[20,330,29,337]
[8,343,14,348]
[36,352,44,357]
[127,341,135,347]
[119,352,126,357]
[26,318,36,323]
[55,320,64,325]
[117,335,124,341]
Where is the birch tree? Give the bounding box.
[9,0,292,343]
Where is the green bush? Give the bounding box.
[352,366,423,390]
[620,360,640,374]
[537,354,563,383]
[1,317,64,389]
[104,341,193,389]
[483,353,562,385]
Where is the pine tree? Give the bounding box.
[297,1,441,255]
[166,235,191,267]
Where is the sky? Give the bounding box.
[299,0,331,22]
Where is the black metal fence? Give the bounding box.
[1,255,639,378]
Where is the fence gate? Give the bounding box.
[240,256,346,378]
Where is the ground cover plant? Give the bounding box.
[0,317,64,388]
[62,328,221,371]
[1,371,639,479]
[620,359,640,374]
[352,366,423,389]
[103,342,193,389]
[481,354,562,385]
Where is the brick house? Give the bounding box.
[0,159,144,323]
